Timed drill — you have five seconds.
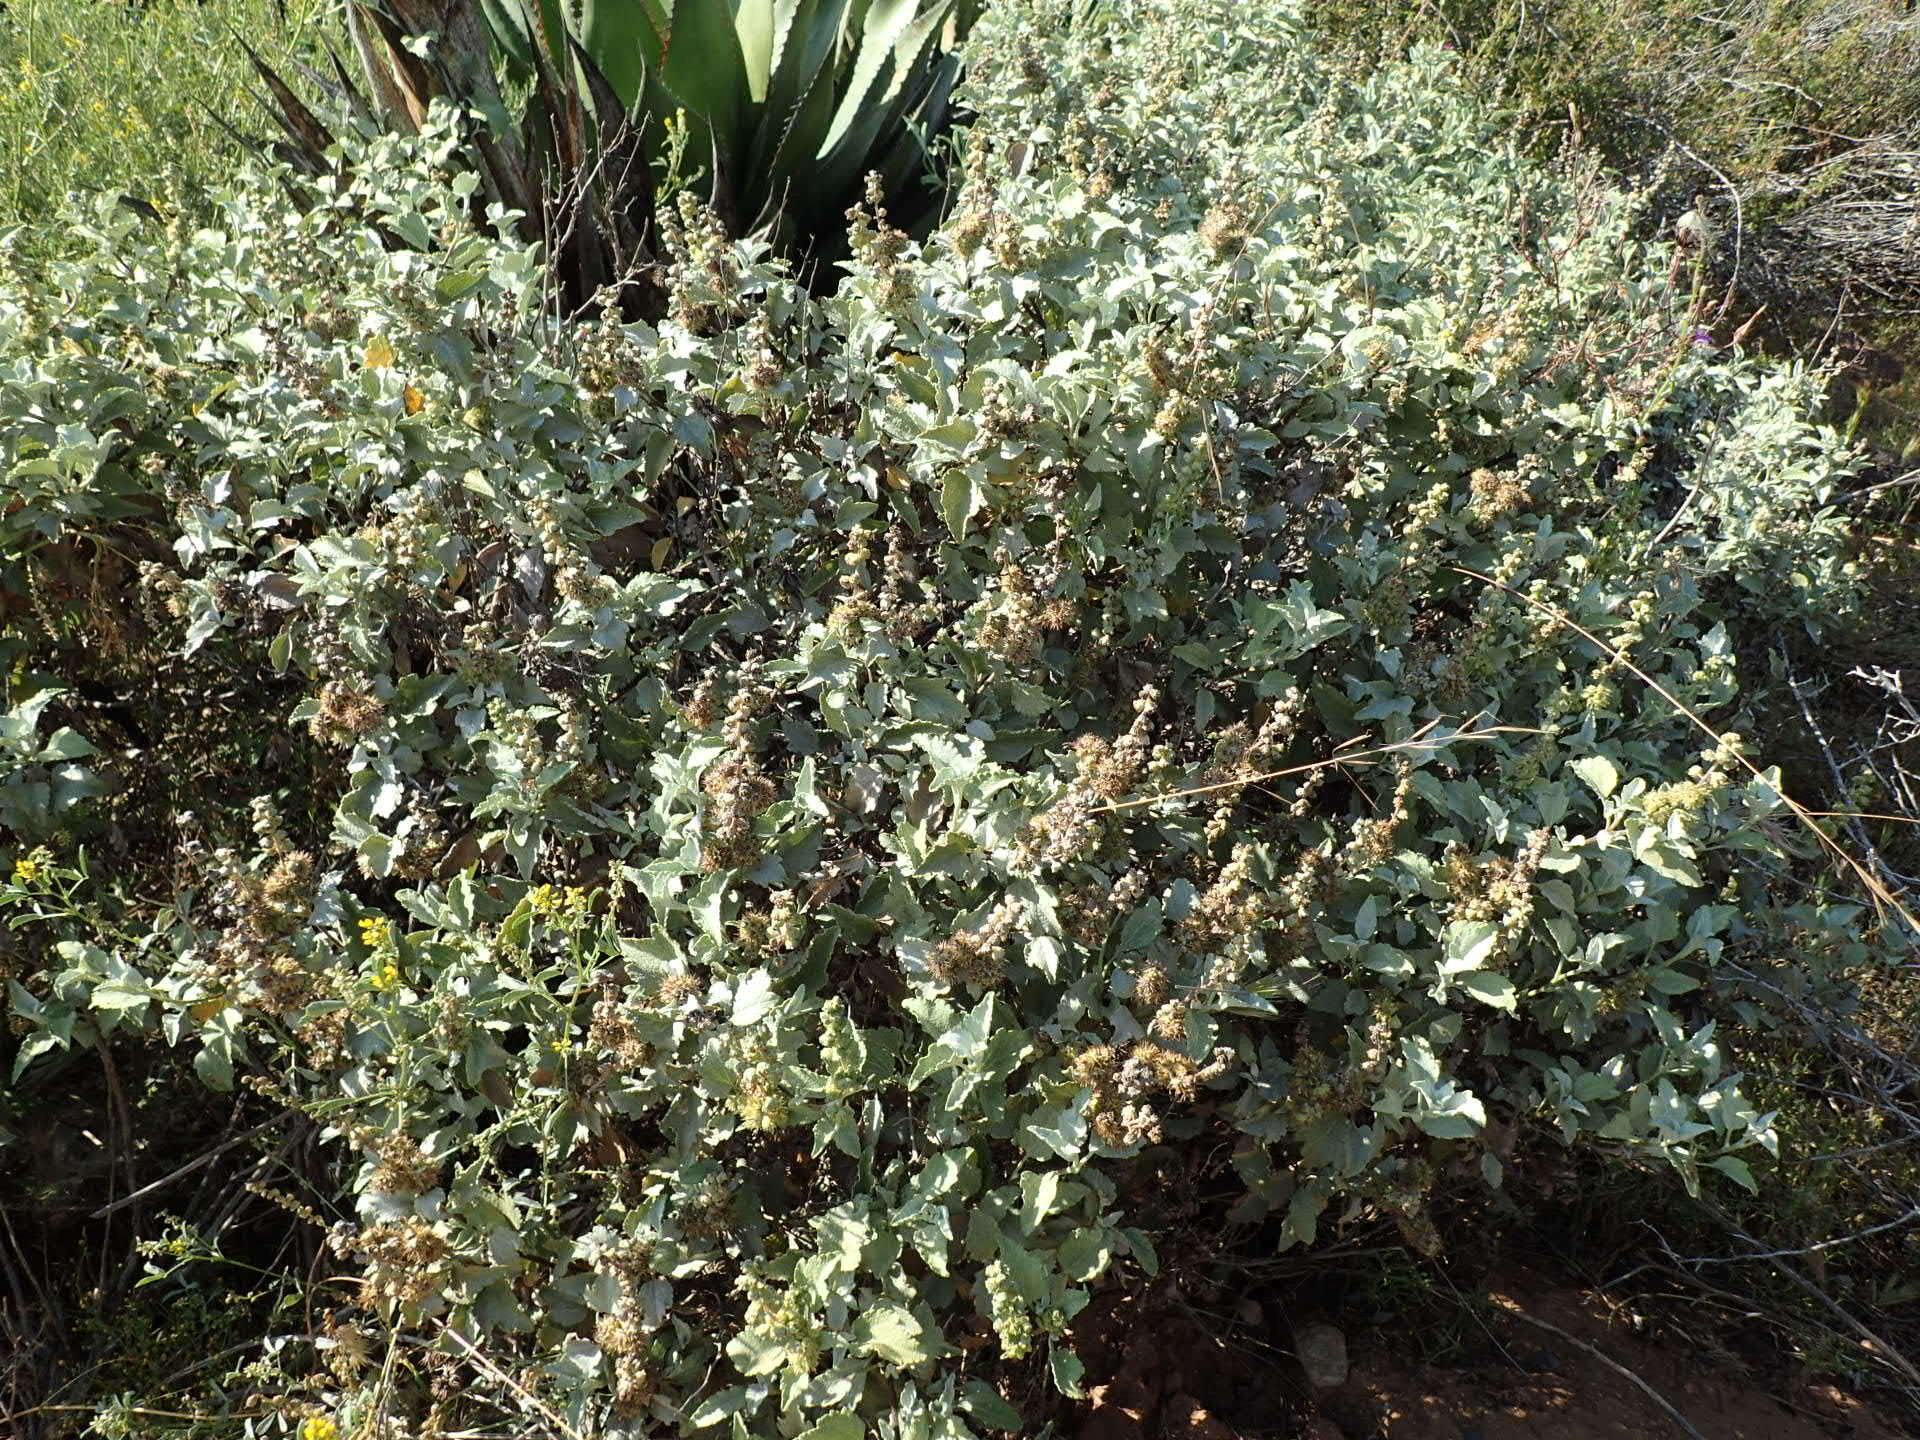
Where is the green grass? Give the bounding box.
[0,0,343,248]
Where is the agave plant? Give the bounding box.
[489,0,977,262]
[243,0,976,310]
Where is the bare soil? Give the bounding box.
[1072,1270,1912,1440]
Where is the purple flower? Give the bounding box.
[1690,326,1717,350]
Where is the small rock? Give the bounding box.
[1294,1321,1350,1390]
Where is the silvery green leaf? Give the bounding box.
[732,970,777,1027]
[854,1304,939,1366]
[1457,971,1517,1012]
[1441,920,1499,975]
[1057,1228,1111,1282]
[1047,1345,1085,1398]
[1571,755,1619,798]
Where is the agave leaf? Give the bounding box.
[870,51,960,228]
[813,0,954,203]
[563,29,660,302]
[475,0,540,79]
[465,112,537,225]
[322,44,383,132]
[345,1,535,224]
[654,2,751,177]
[736,0,779,104]
[356,2,436,130]
[232,29,341,166]
[560,0,663,121]
[765,0,849,120]
[195,99,312,194]
[326,0,968,295]
[345,0,420,132]
[750,0,847,183]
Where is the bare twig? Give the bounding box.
[1628,112,1745,321]
[1087,718,1541,815]
[1494,1301,1710,1440]
[1851,466,1920,499]
[90,1117,287,1220]
[437,1321,588,1440]
[1701,1202,1920,1391]
[1667,1204,1920,1266]
[1644,433,1720,554]
[1781,654,1903,892]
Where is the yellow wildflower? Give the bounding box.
[298,1418,340,1440]
[12,856,43,884]
[369,958,402,992]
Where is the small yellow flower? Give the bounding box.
[527,883,560,916]
[12,856,42,884]
[358,915,393,948]
[299,1418,341,1440]
[369,958,402,992]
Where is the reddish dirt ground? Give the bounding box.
[1073,1271,1911,1440]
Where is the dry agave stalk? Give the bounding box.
[232,0,660,320]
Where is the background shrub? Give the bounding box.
[1304,0,1920,459]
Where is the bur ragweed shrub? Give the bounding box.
[0,0,1878,1434]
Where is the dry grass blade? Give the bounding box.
[1450,564,1920,938]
